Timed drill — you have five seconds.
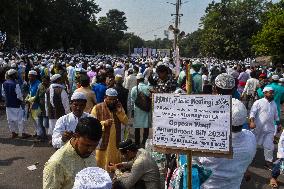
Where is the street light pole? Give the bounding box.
[174,0,180,50]
[168,0,182,50]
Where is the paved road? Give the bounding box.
[1,108,284,189]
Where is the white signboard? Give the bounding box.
[153,94,231,153]
[143,48,148,57]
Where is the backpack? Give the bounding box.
[135,85,151,112]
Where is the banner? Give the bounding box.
[138,48,143,56]
[153,94,232,154]
[143,48,148,57]
[152,49,157,56]
[157,49,170,57]
[147,48,152,57]
[134,48,138,54]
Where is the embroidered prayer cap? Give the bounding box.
[263,86,274,93]
[7,69,17,76]
[72,167,112,189]
[272,75,279,81]
[232,98,247,126]
[279,78,284,83]
[50,74,61,82]
[28,70,37,76]
[215,73,235,90]
[71,92,87,101]
[105,88,118,97]
[136,73,144,79]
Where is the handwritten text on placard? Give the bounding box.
[153,94,231,152]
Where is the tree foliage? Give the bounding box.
[0,1,130,53]
[98,9,128,53]
[0,0,282,59]
[179,29,202,57]
[252,0,284,63]
[117,33,144,54]
[199,0,269,60]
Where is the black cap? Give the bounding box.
[119,139,136,151]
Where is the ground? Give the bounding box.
[0,106,284,189]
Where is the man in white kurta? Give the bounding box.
[2,69,29,138]
[199,99,256,189]
[250,87,279,167]
[45,74,70,137]
[52,92,91,149]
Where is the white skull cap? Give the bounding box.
[72,167,112,189]
[232,98,247,126]
[215,73,235,90]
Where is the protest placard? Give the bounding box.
[152,93,232,157]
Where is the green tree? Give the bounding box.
[44,0,100,51]
[179,29,202,57]
[0,0,101,52]
[144,38,172,49]
[252,0,284,63]
[200,0,269,60]
[98,9,128,53]
[117,33,144,54]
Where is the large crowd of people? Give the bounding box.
[0,51,283,189]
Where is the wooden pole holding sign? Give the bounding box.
[186,62,192,189]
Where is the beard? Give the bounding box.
[74,140,92,158]
[107,103,116,112]
[80,153,92,158]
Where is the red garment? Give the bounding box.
[259,73,267,78]
[238,81,246,87]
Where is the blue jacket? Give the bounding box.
[92,83,107,103]
[3,80,22,108]
[29,80,41,109]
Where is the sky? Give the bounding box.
[96,0,279,40]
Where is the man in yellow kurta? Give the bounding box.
[91,88,128,171]
[43,117,102,189]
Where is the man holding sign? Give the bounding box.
[199,99,256,189]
